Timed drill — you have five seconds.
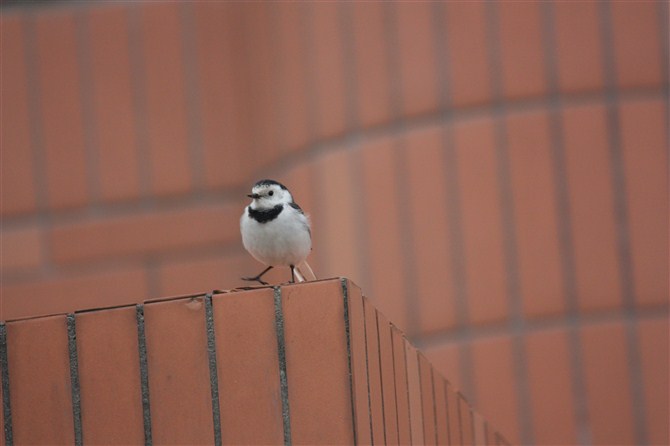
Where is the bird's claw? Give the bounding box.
[241,276,269,286]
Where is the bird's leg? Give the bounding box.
[290,265,296,283]
[242,265,273,285]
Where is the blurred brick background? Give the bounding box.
[1,1,667,445]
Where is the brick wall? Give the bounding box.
[1,279,510,445]
[1,2,668,445]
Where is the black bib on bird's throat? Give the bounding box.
[248,204,284,223]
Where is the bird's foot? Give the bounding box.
[241,276,269,286]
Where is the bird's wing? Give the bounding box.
[288,201,311,237]
[288,201,304,214]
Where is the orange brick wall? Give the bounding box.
[1,2,668,445]
[0,279,510,445]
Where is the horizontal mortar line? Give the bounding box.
[2,235,246,286]
[1,183,250,230]
[2,243,248,287]
[2,85,664,231]
[2,0,92,12]
[415,305,669,350]
[259,86,666,180]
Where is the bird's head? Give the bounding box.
[247,179,293,209]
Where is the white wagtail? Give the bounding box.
[240,179,315,285]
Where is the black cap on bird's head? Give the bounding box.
[253,179,288,190]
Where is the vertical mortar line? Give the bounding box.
[401,334,412,444]
[490,93,535,445]
[239,4,265,175]
[382,0,421,339]
[204,294,222,446]
[339,0,361,133]
[22,12,56,280]
[472,406,478,445]
[599,3,648,444]
[662,1,670,336]
[432,0,469,329]
[446,0,482,402]
[430,367,437,445]
[127,2,153,200]
[659,0,670,116]
[539,2,591,444]
[267,0,306,187]
[340,279,358,445]
[301,1,320,148]
[136,304,153,446]
[360,297,374,445]
[74,8,101,206]
[417,354,425,443]
[0,323,13,445]
[456,393,463,446]
[179,2,206,193]
[273,287,292,446]
[431,3,476,404]
[300,1,328,275]
[433,2,469,331]
[66,314,83,446]
[144,258,161,305]
[660,0,670,233]
[497,126,536,440]
[374,312,387,445]
[484,1,534,441]
[339,1,373,291]
[298,3,319,146]
[22,12,48,212]
[267,1,289,162]
[444,381,451,445]
[389,325,401,444]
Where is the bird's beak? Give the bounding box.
[247,193,261,199]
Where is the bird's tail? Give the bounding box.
[294,260,317,283]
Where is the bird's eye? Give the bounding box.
[268,191,274,196]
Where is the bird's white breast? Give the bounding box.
[240,205,311,267]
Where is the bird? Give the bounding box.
[240,179,314,285]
